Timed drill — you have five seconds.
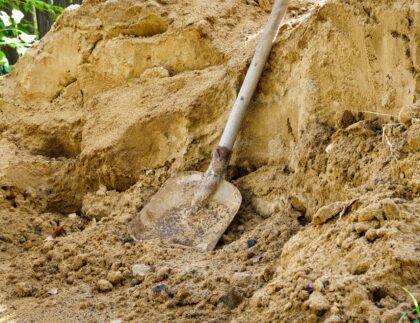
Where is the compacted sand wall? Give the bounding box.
[0,0,419,322]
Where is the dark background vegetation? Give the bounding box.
[1,0,82,71]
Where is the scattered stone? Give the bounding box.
[313,200,352,225]
[325,143,334,153]
[44,235,54,242]
[47,288,58,296]
[152,283,167,293]
[15,282,33,297]
[250,254,263,264]
[247,239,257,248]
[107,270,124,285]
[306,291,330,314]
[132,264,151,278]
[97,279,113,292]
[305,282,314,294]
[365,229,378,241]
[68,213,78,219]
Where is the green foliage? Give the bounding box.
[0,0,63,74]
[399,288,420,323]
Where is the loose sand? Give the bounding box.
[0,0,419,322]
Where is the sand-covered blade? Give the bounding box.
[127,171,242,251]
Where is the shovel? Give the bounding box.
[128,0,289,251]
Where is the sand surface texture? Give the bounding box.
[0,0,419,322]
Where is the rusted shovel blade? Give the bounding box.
[127,171,242,251]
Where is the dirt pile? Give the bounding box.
[0,0,419,322]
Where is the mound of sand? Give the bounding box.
[0,0,419,322]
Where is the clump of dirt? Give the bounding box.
[0,0,419,322]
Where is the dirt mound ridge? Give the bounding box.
[0,0,419,322]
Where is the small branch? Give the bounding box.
[361,110,398,118]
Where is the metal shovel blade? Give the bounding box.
[127,171,242,251]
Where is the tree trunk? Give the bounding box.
[37,0,84,38]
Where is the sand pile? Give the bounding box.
[0,0,419,322]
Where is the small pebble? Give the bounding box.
[305,282,314,294]
[97,279,113,292]
[132,264,151,277]
[68,213,78,219]
[250,254,263,264]
[107,270,124,285]
[325,143,334,153]
[365,229,378,242]
[47,288,58,296]
[152,283,167,293]
[247,239,257,248]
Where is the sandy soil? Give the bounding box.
[0,0,419,322]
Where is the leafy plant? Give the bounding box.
[0,0,63,74]
[399,288,420,323]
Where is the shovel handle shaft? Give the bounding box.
[206,0,289,179]
[219,0,289,149]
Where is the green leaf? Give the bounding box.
[403,288,420,317]
[398,311,408,323]
[0,51,10,73]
